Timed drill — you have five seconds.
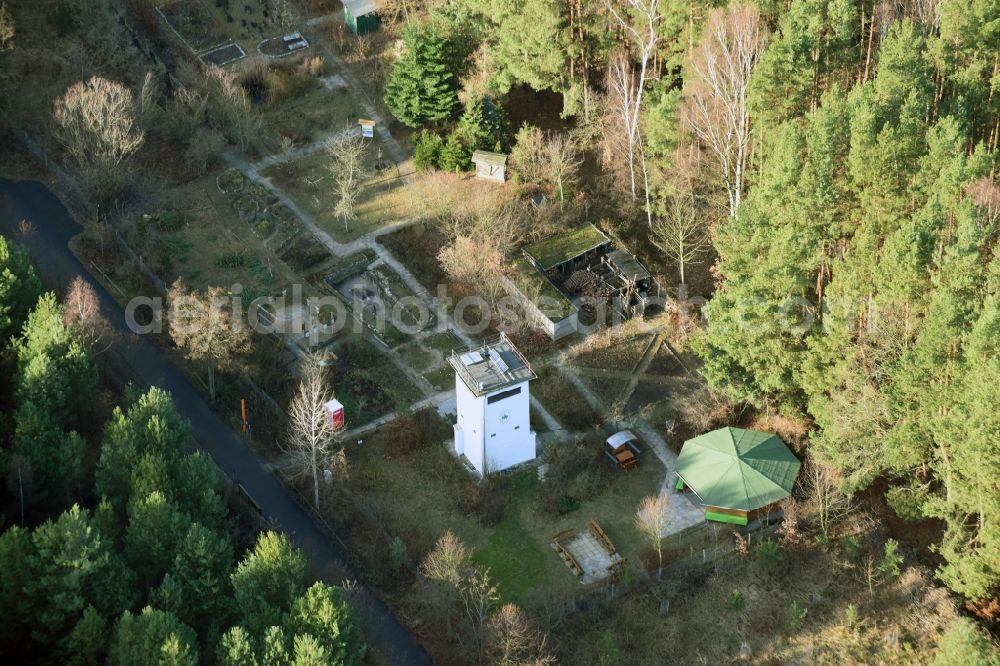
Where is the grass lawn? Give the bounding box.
[421,331,465,355]
[422,365,454,390]
[397,340,438,373]
[471,473,552,602]
[261,147,415,243]
[348,421,667,606]
[579,376,631,407]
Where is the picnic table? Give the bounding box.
[605,430,640,471]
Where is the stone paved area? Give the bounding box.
[561,531,623,584]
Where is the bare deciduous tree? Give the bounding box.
[137,70,161,126]
[605,1,663,218]
[803,459,853,536]
[204,65,260,152]
[509,124,546,186]
[284,353,342,509]
[439,197,528,304]
[460,567,499,654]
[487,603,556,666]
[651,194,711,285]
[545,131,583,204]
[168,280,252,399]
[422,530,470,638]
[63,276,115,354]
[327,128,371,232]
[378,0,444,26]
[686,6,766,218]
[635,494,670,580]
[53,76,145,186]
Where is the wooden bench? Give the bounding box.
[551,528,576,544]
[588,519,617,557]
[553,541,583,577]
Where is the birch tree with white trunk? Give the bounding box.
[605,0,663,227]
[686,5,766,218]
[284,353,342,510]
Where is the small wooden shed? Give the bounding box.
[343,0,379,35]
[471,150,507,183]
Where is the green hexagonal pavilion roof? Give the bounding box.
[676,428,801,511]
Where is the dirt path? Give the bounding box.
[556,341,705,537]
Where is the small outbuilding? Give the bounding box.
[675,427,800,526]
[343,0,379,35]
[471,150,507,183]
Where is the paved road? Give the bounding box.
[0,177,432,666]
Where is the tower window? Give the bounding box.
[487,387,521,404]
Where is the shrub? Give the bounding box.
[217,168,245,194]
[597,628,620,666]
[932,617,999,666]
[438,133,471,173]
[880,538,903,578]
[725,590,745,612]
[157,209,185,232]
[475,476,508,527]
[538,435,609,515]
[388,537,406,571]
[843,603,859,630]
[377,410,449,459]
[885,484,928,522]
[186,127,225,175]
[413,130,443,171]
[557,495,579,515]
[787,600,808,630]
[215,251,246,269]
[754,539,783,571]
[253,218,273,239]
[840,535,862,562]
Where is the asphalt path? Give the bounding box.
[0,177,432,666]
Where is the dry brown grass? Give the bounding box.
[551,536,960,665]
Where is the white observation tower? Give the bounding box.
[448,332,537,475]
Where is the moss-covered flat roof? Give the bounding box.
[471,150,507,166]
[523,224,611,270]
[510,258,576,322]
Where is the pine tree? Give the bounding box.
[123,491,192,590]
[457,94,511,152]
[26,506,136,647]
[13,292,97,430]
[217,626,258,666]
[285,583,365,665]
[108,607,198,666]
[0,236,42,347]
[384,24,458,127]
[231,532,308,635]
[165,522,235,635]
[412,129,443,171]
[438,133,472,173]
